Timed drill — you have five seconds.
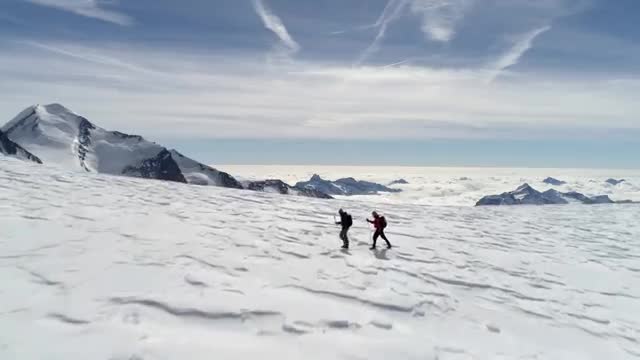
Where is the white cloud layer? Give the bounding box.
[25,0,132,26]
[0,42,638,141]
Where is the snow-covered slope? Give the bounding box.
[169,150,241,188]
[0,129,42,164]
[2,104,241,188]
[2,157,639,359]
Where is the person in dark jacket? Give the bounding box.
[335,209,353,249]
[367,211,391,250]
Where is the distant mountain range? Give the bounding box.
[476,183,633,206]
[295,174,402,196]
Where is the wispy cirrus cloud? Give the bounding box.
[487,25,552,82]
[22,41,154,75]
[2,41,638,142]
[355,0,408,65]
[252,0,300,53]
[410,0,474,42]
[25,0,132,26]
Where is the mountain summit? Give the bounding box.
[2,104,241,188]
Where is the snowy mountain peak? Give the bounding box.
[3,103,87,135]
[2,104,242,189]
[514,183,535,193]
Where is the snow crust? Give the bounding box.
[2,157,639,359]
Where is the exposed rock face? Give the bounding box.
[543,177,566,186]
[605,178,625,186]
[122,149,187,183]
[76,117,95,172]
[389,179,409,186]
[0,129,42,164]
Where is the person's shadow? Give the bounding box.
[372,248,390,260]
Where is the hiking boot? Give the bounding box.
[369,246,376,250]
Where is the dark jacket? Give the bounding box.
[338,212,353,228]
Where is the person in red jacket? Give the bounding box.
[367,211,392,250]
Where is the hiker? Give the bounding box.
[366,211,391,250]
[335,209,353,249]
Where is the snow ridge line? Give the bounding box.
[281,284,431,314]
[109,297,283,321]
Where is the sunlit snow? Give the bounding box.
[1,158,639,359]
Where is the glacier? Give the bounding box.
[1,156,639,359]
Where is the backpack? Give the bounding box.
[380,216,387,229]
[345,214,353,227]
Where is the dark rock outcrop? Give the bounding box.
[76,117,95,172]
[543,177,566,186]
[605,178,625,186]
[0,129,42,164]
[389,179,409,186]
[122,149,187,183]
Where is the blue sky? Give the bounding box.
[0,0,639,167]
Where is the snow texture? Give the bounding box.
[296,174,402,196]
[2,157,640,359]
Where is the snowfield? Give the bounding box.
[1,157,640,359]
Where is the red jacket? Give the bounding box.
[369,217,384,229]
